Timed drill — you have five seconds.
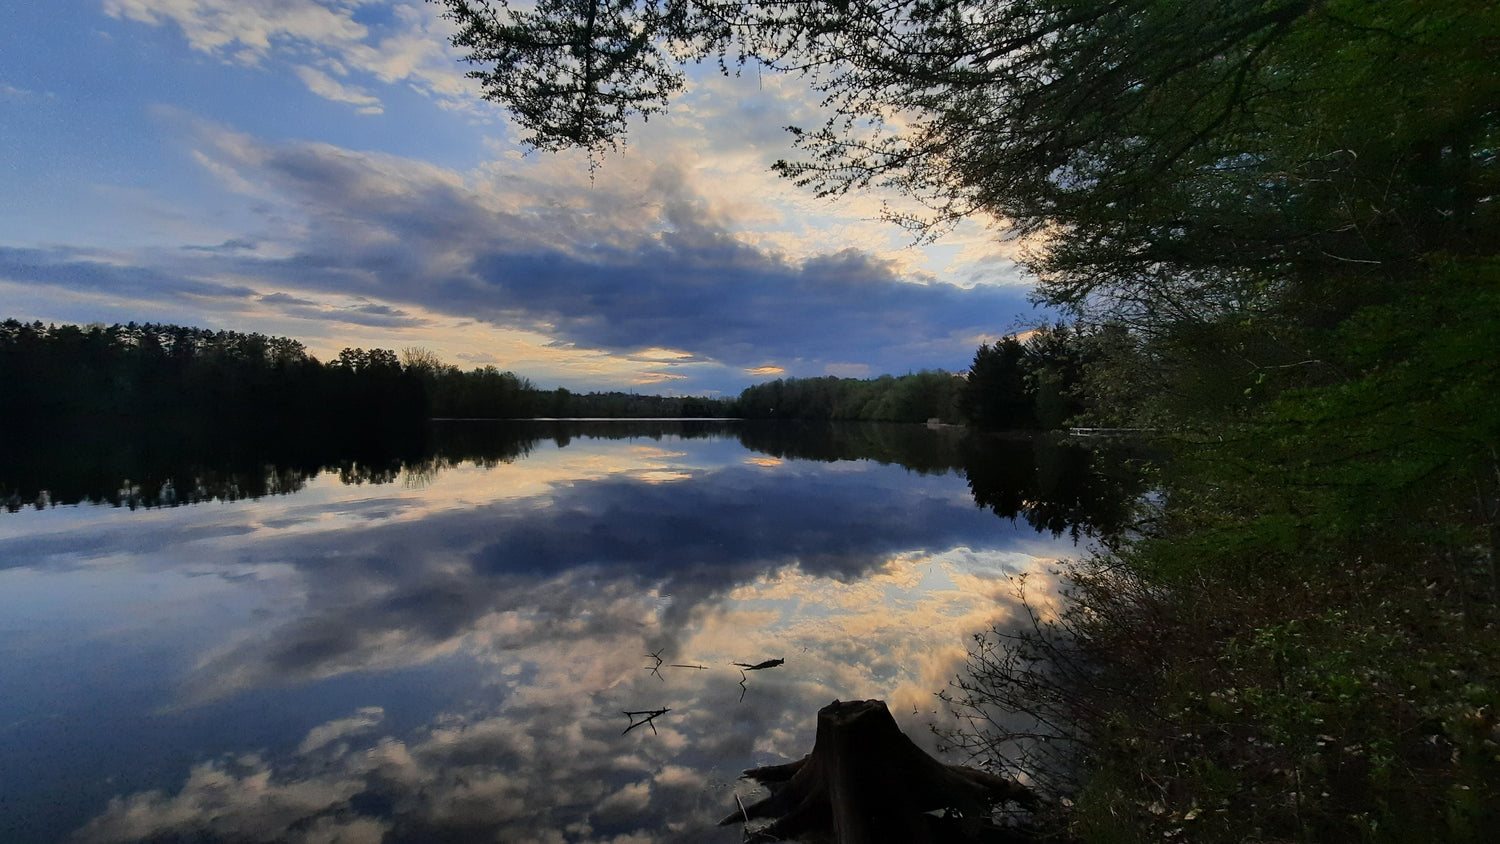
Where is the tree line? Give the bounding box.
[734,324,1119,430]
[3,317,1111,433]
[0,320,740,434]
[736,370,963,423]
[0,320,426,438]
[400,347,732,419]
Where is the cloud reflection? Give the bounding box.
[76,548,1061,844]
[172,461,1057,705]
[0,433,1086,842]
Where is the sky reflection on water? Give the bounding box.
[0,425,1093,843]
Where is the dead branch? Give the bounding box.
[733,658,786,670]
[622,708,671,735]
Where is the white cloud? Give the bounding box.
[102,0,481,110]
[102,0,372,58]
[73,755,380,844]
[293,65,383,113]
[0,80,56,101]
[595,780,652,818]
[297,706,386,754]
[64,5,1046,391]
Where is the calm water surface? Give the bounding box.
[0,422,1139,843]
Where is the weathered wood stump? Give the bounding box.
[720,699,1037,843]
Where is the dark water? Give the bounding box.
[0,421,1143,843]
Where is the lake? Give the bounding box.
[0,421,1141,843]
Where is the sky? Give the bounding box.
[0,0,1046,395]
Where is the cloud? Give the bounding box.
[102,0,370,56]
[260,291,431,327]
[0,245,258,303]
[353,302,403,317]
[824,363,872,378]
[102,0,480,112]
[292,65,383,114]
[0,80,56,102]
[165,460,1050,704]
[259,291,316,306]
[298,706,386,754]
[184,237,261,254]
[28,2,1044,391]
[177,129,1037,377]
[637,371,689,384]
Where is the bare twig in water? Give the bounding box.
[670,663,709,670]
[644,648,665,681]
[732,658,785,670]
[622,708,671,735]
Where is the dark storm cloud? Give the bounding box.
[199,133,1038,374]
[447,239,1014,371]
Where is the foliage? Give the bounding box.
[959,324,1124,430]
[737,370,963,423]
[953,551,1500,843]
[1138,258,1500,583]
[961,337,1032,430]
[443,0,696,153]
[0,322,734,470]
[943,259,1500,841]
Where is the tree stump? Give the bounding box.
[720,699,1037,843]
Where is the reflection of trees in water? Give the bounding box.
[736,420,969,475]
[0,419,425,512]
[3,420,1147,540]
[1,419,732,512]
[737,421,1151,539]
[961,435,1150,540]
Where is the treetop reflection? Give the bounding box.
[2,420,1148,541]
